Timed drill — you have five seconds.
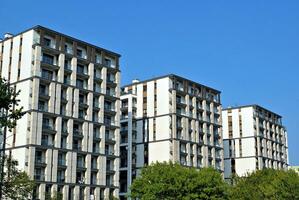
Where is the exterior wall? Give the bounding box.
[120,75,223,199]
[0,26,121,200]
[223,105,289,180]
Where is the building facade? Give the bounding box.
[119,75,223,199]
[0,26,121,200]
[222,105,289,181]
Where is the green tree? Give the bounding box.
[0,78,24,129]
[1,156,35,200]
[129,162,229,200]
[229,169,299,200]
[0,78,27,199]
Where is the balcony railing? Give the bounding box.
[35,157,46,164]
[34,174,45,181]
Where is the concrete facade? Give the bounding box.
[119,75,223,199]
[222,105,289,181]
[0,26,121,200]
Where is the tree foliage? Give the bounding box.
[0,78,24,129]
[129,162,229,200]
[229,168,299,200]
[2,156,35,200]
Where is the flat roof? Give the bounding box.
[223,104,282,118]
[0,25,120,57]
[122,74,221,93]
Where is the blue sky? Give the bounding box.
[1,1,298,165]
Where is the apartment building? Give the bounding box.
[119,75,223,199]
[222,105,288,181]
[0,26,121,200]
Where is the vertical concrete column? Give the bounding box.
[66,87,73,116]
[73,88,79,118]
[30,112,38,144]
[31,78,40,110]
[115,71,121,97]
[33,46,42,76]
[85,187,90,200]
[88,63,94,91]
[71,152,77,183]
[36,112,43,145]
[71,58,77,86]
[48,82,56,113]
[102,68,107,94]
[82,122,89,152]
[55,84,62,114]
[85,154,91,184]
[52,149,58,182]
[67,119,73,149]
[94,187,101,200]
[63,185,69,200]
[58,53,65,83]
[100,126,106,154]
[104,188,110,200]
[74,186,80,200]
[39,184,46,200]
[28,147,36,179]
[45,149,53,181]
[51,184,58,199]
[98,156,106,185]
[99,95,105,123]
[55,117,62,148]
[88,123,94,152]
[87,92,93,121]
[66,151,73,183]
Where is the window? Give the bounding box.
[42,53,54,65]
[43,37,51,47]
[77,49,83,57]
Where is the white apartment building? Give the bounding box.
[119,75,223,199]
[0,26,121,200]
[222,105,289,181]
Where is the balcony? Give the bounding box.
[105,149,115,156]
[58,159,67,167]
[41,56,59,70]
[39,90,50,99]
[41,71,53,81]
[104,119,116,127]
[73,144,82,151]
[73,129,83,138]
[42,123,56,134]
[105,133,116,144]
[41,139,54,147]
[104,105,115,113]
[93,147,100,154]
[77,66,89,77]
[57,175,65,183]
[106,165,115,173]
[93,133,101,141]
[38,104,48,112]
[65,47,73,55]
[35,157,46,166]
[94,74,102,82]
[77,162,86,170]
[91,163,98,171]
[34,174,45,181]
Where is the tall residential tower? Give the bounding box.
[222,105,288,181]
[0,26,121,200]
[119,75,223,199]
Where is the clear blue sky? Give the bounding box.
[1,1,298,165]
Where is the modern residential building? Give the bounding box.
[222,105,289,181]
[119,74,223,199]
[0,26,121,200]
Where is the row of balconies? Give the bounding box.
[37,36,117,69]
